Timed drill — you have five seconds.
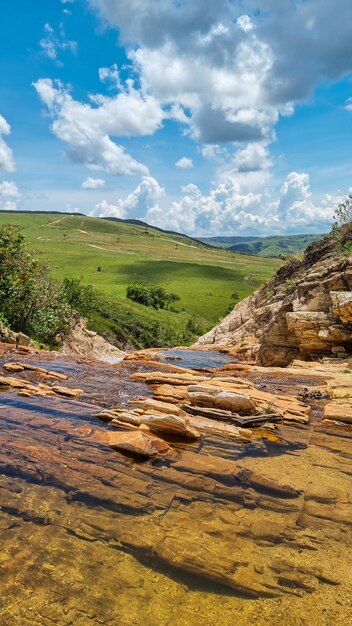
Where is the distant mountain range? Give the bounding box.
[200,234,323,258]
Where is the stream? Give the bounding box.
[0,349,350,625]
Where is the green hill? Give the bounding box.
[200,234,322,258]
[0,212,280,348]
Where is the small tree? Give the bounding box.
[62,277,97,317]
[333,193,352,227]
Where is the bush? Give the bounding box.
[126,282,180,310]
[0,225,73,345]
[62,277,98,317]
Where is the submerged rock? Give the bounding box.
[97,430,170,457]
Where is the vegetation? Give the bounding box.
[0,225,72,344]
[330,194,352,253]
[126,282,180,310]
[0,212,280,348]
[200,234,322,258]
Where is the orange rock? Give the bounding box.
[98,430,169,457]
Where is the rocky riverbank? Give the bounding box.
[197,230,352,368]
[0,343,351,624]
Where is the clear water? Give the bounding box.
[159,349,236,370]
[0,358,351,625]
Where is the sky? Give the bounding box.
[0,0,352,237]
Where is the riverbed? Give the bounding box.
[0,348,350,625]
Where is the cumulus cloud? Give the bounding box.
[81,177,106,189]
[277,172,336,228]
[233,143,271,172]
[99,64,121,89]
[0,180,21,211]
[33,78,163,175]
[0,115,15,172]
[175,157,193,169]
[345,97,352,111]
[87,0,352,160]
[105,171,338,237]
[40,23,77,64]
[0,181,21,199]
[93,176,165,219]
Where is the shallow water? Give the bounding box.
[159,348,236,370]
[0,355,351,625]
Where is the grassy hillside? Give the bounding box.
[0,212,280,348]
[200,234,322,257]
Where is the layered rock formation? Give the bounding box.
[197,231,352,366]
[63,318,125,363]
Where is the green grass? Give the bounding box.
[0,212,280,347]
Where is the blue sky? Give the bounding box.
[0,0,352,236]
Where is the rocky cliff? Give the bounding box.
[197,229,352,366]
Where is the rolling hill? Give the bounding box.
[200,234,323,258]
[0,212,280,348]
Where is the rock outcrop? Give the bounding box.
[63,318,125,363]
[197,230,352,366]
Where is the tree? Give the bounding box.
[333,193,352,227]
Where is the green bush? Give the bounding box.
[0,225,73,345]
[62,277,98,317]
[126,282,180,310]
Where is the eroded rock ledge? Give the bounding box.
[196,232,352,366]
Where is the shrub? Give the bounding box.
[126,282,180,310]
[0,225,73,345]
[62,277,98,317]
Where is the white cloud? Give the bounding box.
[88,0,352,158]
[40,23,77,64]
[99,64,121,89]
[81,177,106,189]
[237,15,254,34]
[345,97,352,111]
[0,115,15,172]
[1,201,18,211]
[277,172,336,228]
[0,180,21,211]
[94,199,126,219]
[0,181,21,199]
[233,143,271,172]
[33,78,163,175]
[110,171,338,237]
[93,176,165,219]
[175,157,193,169]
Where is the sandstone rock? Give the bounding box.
[99,430,170,457]
[286,311,350,354]
[323,402,352,425]
[214,392,256,414]
[63,318,125,363]
[131,371,205,386]
[51,385,83,398]
[196,232,352,366]
[3,363,25,372]
[128,398,185,417]
[330,290,352,324]
[138,412,201,440]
